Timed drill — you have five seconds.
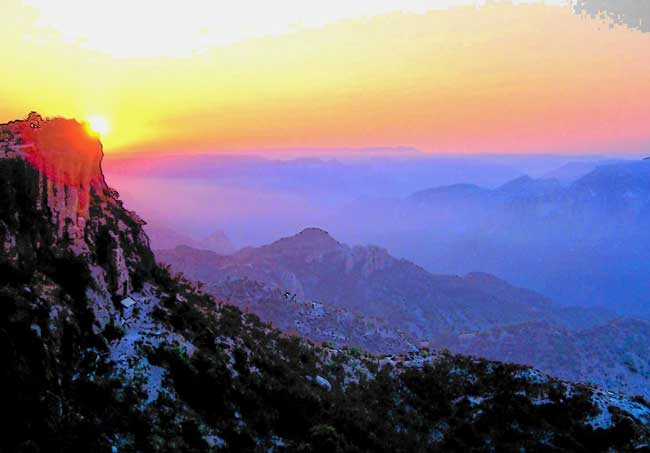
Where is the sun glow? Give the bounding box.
[87,115,109,136]
[3,1,649,154]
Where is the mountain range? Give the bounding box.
[409,159,650,219]
[156,227,650,398]
[102,146,650,319]
[389,158,650,317]
[157,228,597,341]
[7,114,650,450]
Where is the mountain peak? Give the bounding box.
[497,174,562,198]
[296,227,335,240]
[202,229,236,254]
[291,227,341,248]
[265,227,341,257]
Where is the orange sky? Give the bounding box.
[1,1,649,155]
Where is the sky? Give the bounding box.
[0,0,649,155]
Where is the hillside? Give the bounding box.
[436,318,650,400]
[206,276,417,354]
[1,113,650,451]
[157,230,650,398]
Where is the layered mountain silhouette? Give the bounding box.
[158,228,650,398]
[145,223,236,254]
[410,160,650,213]
[398,159,650,316]
[3,113,650,450]
[157,228,583,341]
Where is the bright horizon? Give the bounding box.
[1,0,649,155]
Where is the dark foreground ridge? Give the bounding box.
[1,113,650,452]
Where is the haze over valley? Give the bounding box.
[105,151,650,318]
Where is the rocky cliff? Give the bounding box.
[1,112,153,300]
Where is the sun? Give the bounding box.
[87,115,109,136]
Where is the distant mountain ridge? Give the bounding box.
[411,159,650,208]
[157,227,650,398]
[145,224,236,254]
[157,228,583,342]
[542,159,627,184]
[401,158,650,316]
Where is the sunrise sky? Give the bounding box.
[1,0,649,155]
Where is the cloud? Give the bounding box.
[22,0,566,57]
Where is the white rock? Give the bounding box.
[315,375,332,391]
[120,297,137,308]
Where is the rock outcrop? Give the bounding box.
[0,112,153,298]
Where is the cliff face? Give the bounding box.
[0,112,153,299]
[1,112,103,214]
